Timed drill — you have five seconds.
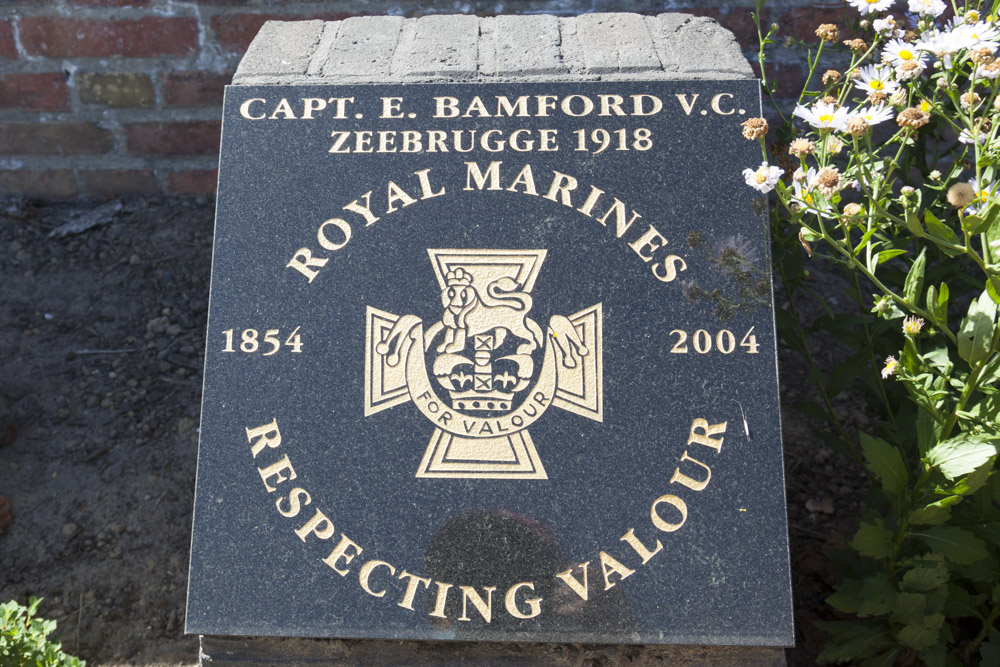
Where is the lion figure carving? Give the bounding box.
[438,268,545,355]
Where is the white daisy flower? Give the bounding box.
[908,0,946,17]
[853,65,901,95]
[850,105,896,126]
[743,162,784,194]
[895,58,926,81]
[966,177,997,215]
[958,129,990,145]
[792,101,849,131]
[790,168,835,217]
[873,17,905,38]
[974,60,1000,79]
[954,21,1000,53]
[882,39,927,67]
[918,29,968,67]
[848,0,894,15]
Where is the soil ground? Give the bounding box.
[0,197,867,666]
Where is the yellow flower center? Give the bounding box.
[866,0,879,4]
[920,100,931,112]
[755,171,768,184]
[870,80,884,90]
[804,193,814,204]
[980,190,990,202]
[899,49,913,60]
[819,113,834,123]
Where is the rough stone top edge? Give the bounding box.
[232,12,754,86]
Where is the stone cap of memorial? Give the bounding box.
[232,13,753,85]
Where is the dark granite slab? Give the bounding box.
[186,80,793,646]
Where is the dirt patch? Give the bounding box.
[0,197,865,665]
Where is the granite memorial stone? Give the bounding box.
[187,12,794,659]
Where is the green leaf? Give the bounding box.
[987,276,1000,306]
[816,621,893,663]
[917,407,941,456]
[963,213,987,234]
[828,350,869,399]
[827,578,864,613]
[901,562,949,592]
[877,248,907,264]
[924,210,960,248]
[977,201,1000,235]
[982,640,1000,665]
[943,583,984,620]
[892,591,926,625]
[859,432,909,495]
[908,499,954,526]
[906,210,925,237]
[858,574,897,616]
[852,520,895,559]
[896,614,945,651]
[926,432,998,480]
[950,457,995,495]
[914,525,990,563]
[904,247,927,305]
[957,290,998,365]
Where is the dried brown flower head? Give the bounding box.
[820,96,839,106]
[843,203,863,217]
[868,91,889,104]
[897,106,930,128]
[741,117,769,140]
[777,154,797,176]
[843,38,868,51]
[846,116,870,136]
[816,166,841,196]
[822,69,842,85]
[815,24,840,42]
[972,48,994,65]
[788,138,815,157]
[961,92,982,109]
[947,183,975,208]
[904,30,918,42]
[890,89,908,106]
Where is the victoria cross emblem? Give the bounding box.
[364,249,603,479]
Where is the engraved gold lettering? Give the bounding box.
[504,582,542,619]
[628,225,668,262]
[429,581,452,619]
[599,94,626,116]
[555,561,590,601]
[385,181,417,213]
[458,586,496,623]
[322,534,363,575]
[343,191,380,226]
[711,93,735,115]
[543,171,577,206]
[688,418,727,452]
[561,94,594,117]
[397,571,431,610]
[380,97,404,119]
[286,247,329,282]
[276,487,311,518]
[631,94,663,116]
[670,450,713,491]
[596,198,640,237]
[675,94,699,115]
[269,98,296,119]
[577,185,605,218]
[414,168,445,199]
[599,551,635,590]
[257,454,296,493]
[246,419,281,458]
[359,560,396,598]
[620,528,663,564]
[650,494,688,532]
[328,131,351,154]
[506,163,538,196]
[327,97,354,119]
[378,131,397,153]
[497,95,529,117]
[465,161,502,191]
[317,218,351,251]
[301,98,327,119]
[653,255,687,282]
[239,98,266,120]
[294,508,335,542]
[463,96,490,118]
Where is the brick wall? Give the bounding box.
[0,0,825,200]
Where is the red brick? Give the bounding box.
[163,72,232,107]
[0,123,113,155]
[0,73,69,111]
[126,122,222,155]
[212,12,350,52]
[20,17,198,58]
[70,0,150,6]
[80,170,158,198]
[781,7,846,43]
[0,21,16,59]
[0,170,76,200]
[165,170,218,196]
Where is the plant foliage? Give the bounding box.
[0,598,84,667]
[751,1,1000,664]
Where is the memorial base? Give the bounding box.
[200,636,786,666]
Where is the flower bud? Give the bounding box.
[947,182,975,207]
